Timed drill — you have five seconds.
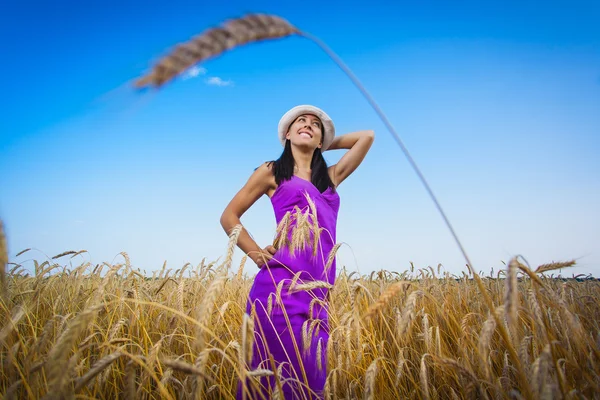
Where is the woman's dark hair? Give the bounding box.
[267,139,335,193]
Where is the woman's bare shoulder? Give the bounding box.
[251,161,277,194]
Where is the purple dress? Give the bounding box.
[236,175,340,400]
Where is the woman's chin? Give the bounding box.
[291,141,318,151]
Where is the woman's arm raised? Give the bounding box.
[327,130,375,186]
[220,162,277,268]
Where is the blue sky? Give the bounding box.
[1,0,599,277]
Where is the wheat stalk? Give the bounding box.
[316,337,324,372]
[74,352,124,391]
[303,192,323,257]
[420,354,431,400]
[504,257,519,344]
[107,318,128,342]
[273,211,292,250]
[518,335,532,369]
[478,311,497,381]
[394,348,406,387]
[531,344,553,398]
[5,252,600,397]
[134,14,298,88]
[52,250,78,259]
[124,360,137,400]
[5,379,23,399]
[133,13,474,271]
[44,305,104,397]
[247,368,274,377]
[177,274,185,313]
[289,280,333,293]
[422,313,432,353]
[364,281,408,319]
[363,358,379,400]
[221,224,243,271]
[236,255,247,281]
[535,260,576,274]
[0,305,26,345]
[437,357,483,398]
[324,243,342,275]
[15,248,31,257]
[397,290,423,337]
[0,220,7,298]
[301,319,312,353]
[241,313,254,366]
[162,358,212,379]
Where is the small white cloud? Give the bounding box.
[181,66,207,80]
[206,76,234,87]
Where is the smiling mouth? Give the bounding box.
[299,131,312,138]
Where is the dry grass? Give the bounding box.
[1,232,598,399]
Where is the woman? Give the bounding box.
[220,105,374,399]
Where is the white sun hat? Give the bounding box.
[278,105,335,150]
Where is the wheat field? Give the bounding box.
[2,10,596,400]
[1,226,599,399]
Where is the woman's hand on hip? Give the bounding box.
[252,245,277,268]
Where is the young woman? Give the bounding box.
[220,105,374,399]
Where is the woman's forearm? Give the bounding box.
[220,213,264,265]
[327,130,374,151]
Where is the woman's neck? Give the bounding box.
[291,147,313,173]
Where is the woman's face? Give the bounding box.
[285,114,323,149]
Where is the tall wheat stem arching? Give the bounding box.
[298,31,474,272]
[133,13,474,271]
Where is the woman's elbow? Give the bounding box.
[220,210,232,232]
[220,210,240,234]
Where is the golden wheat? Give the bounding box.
[1,250,598,399]
[134,14,298,88]
[0,220,6,298]
[535,259,577,274]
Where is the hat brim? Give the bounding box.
[278,105,335,150]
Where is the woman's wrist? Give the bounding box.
[247,251,260,265]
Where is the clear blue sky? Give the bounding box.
[1,0,599,277]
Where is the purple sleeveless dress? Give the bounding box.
[236,175,340,400]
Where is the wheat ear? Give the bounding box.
[74,352,124,391]
[397,290,423,337]
[535,260,576,274]
[363,358,379,400]
[364,282,408,320]
[44,305,103,397]
[0,305,26,345]
[504,257,519,343]
[0,220,7,297]
[420,354,431,400]
[52,250,78,259]
[161,358,213,380]
[289,280,333,293]
[241,313,254,366]
[135,14,298,88]
[247,369,274,377]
